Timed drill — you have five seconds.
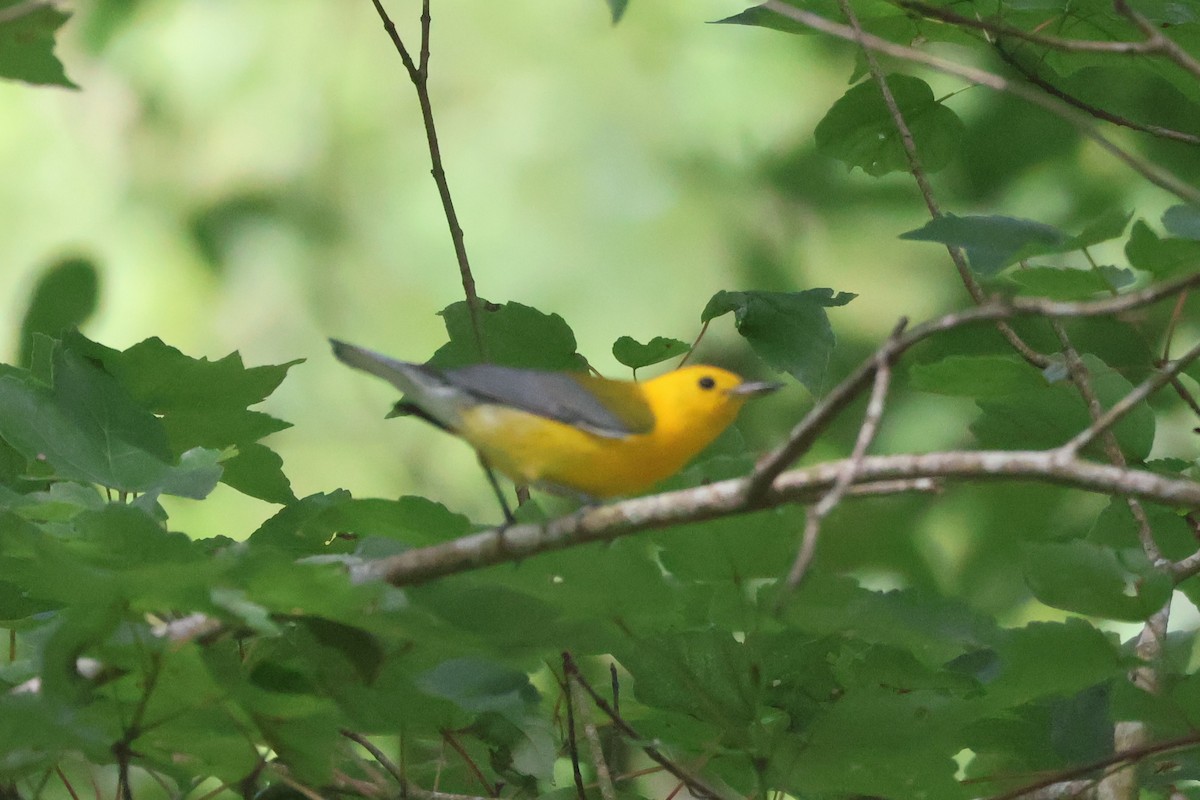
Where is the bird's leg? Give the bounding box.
[477,453,516,525]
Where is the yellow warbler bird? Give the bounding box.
[331,340,779,503]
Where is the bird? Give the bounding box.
[330,339,779,516]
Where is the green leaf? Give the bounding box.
[605,0,629,24]
[702,288,855,392]
[714,4,812,34]
[772,689,969,799]
[431,300,585,370]
[1022,540,1173,621]
[0,0,75,87]
[1065,209,1132,249]
[611,335,689,371]
[18,256,98,366]
[1163,204,1200,240]
[69,334,299,450]
[1125,219,1200,277]
[1008,265,1133,299]
[220,442,296,504]
[248,490,356,555]
[417,658,539,719]
[977,619,1126,709]
[899,214,1070,276]
[972,355,1155,461]
[909,355,1046,397]
[814,74,965,176]
[0,351,221,498]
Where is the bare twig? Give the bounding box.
[981,730,1200,800]
[839,0,1050,368]
[341,731,405,788]
[776,318,905,602]
[743,272,1200,503]
[759,0,1200,205]
[368,0,487,358]
[568,676,617,800]
[1112,0,1200,81]
[994,43,1200,146]
[562,653,728,800]
[1062,338,1200,457]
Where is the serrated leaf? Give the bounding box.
[0,352,221,498]
[0,0,75,87]
[64,334,300,499]
[18,256,98,367]
[611,335,689,371]
[910,355,1046,397]
[1125,220,1200,277]
[1022,540,1173,621]
[702,288,855,392]
[431,299,585,370]
[900,214,1070,276]
[814,74,965,176]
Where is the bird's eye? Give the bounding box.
[698,376,716,390]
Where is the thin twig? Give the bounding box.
[842,0,1051,368]
[1048,317,1161,565]
[368,0,487,359]
[981,730,1200,800]
[562,661,587,800]
[895,0,1154,53]
[743,272,1200,503]
[776,318,905,603]
[759,0,1200,205]
[1112,0,1200,81]
[994,43,1200,146]
[562,653,727,800]
[570,676,617,800]
[439,730,494,797]
[341,730,405,787]
[1061,338,1200,457]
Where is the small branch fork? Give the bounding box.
[776,318,906,604]
[368,0,487,359]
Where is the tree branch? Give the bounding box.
[368,0,487,358]
[348,451,1200,588]
[743,272,1200,503]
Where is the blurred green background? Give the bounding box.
[0,0,1178,544]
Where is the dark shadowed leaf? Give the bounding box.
[432,300,585,371]
[814,74,965,176]
[611,335,689,371]
[900,215,1069,276]
[1022,540,1173,621]
[702,288,855,392]
[0,1,75,87]
[18,256,98,366]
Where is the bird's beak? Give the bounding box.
[727,380,782,397]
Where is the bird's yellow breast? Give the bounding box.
[458,366,748,498]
